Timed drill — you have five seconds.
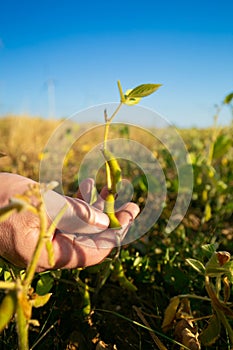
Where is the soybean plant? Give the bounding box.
[102,80,161,228]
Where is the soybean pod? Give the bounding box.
[0,291,17,333]
[102,149,122,229]
[102,149,122,194]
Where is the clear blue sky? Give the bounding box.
[0,0,233,127]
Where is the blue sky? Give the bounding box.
[0,0,233,127]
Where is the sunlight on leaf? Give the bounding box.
[36,272,54,295]
[201,243,219,258]
[186,258,205,275]
[127,83,162,98]
[31,293,52,308]
[162,296,180,332]
[124,89,141,105]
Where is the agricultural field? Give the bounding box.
[0,115,233,349]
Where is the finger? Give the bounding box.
[76,178,109,211]
[76,178,95,203]
[43,190,109,234]
[45,202,140,270]
[115,202,139,226]
[92,185,109,211]
[49,231,114,269]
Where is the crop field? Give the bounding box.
[0,115,233,349]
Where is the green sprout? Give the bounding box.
[103,80,162,228]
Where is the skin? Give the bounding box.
[0,173,139,272]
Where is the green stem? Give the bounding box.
[104,102,123,150]
[16,306,29,350]
[205,276,233,345]
[23,205,47,289]
[216,308,233,345]
[103,102,123,190]
[178,294,212,302]
[207,106,220,166]
[0,281,16,290]
[103,102,123,227]
[16,288,29,350]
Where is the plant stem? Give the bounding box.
[216,308,233,345]
[103,102,123,150]
[16,283,29,350]
[103,102,123,191]
[23,205,47,289]
[207,105,221,166]
[205,275,233,345]
[0,281,16,290]
[16,304,29,350]
[133,305,168,350]
[178,294,212,302]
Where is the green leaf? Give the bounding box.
[4,270,12,281]
[223,92,233,104]
[126,83,162,98]
[213,134,232,159]
[205,252,232,277]
[124,89,141,105]
[199,314,220,346]
[186,258,205,275]
[201,243,219,258]
[36,272,54,295]
[222,260,233,283]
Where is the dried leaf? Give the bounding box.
[216,251,231,266]
[29,319,40,327]
[162,296,180,332]
[18,292,32,320]
[223,276,231,303]
[31,293,52,308]
[175,319,200,350]
[96,340,118,349]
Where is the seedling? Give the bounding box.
[102,80,162,228]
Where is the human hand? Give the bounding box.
[0,173,139,271]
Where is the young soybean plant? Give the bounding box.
[102,80,162,228]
